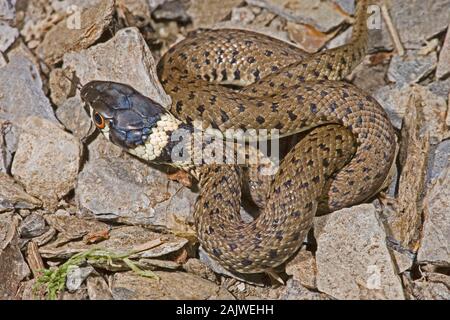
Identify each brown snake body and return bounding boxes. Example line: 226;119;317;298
82;0;397;274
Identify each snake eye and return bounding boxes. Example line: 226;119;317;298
93;112;106;129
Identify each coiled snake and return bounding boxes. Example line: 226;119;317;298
81;0;396;275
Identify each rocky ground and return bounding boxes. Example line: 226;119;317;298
0;0;449;300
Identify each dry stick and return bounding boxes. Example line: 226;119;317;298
381;2;405;56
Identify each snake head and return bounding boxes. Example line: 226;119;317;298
80;81;168;149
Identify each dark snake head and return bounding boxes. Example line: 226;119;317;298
80;81;168;149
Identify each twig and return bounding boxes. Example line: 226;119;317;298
381;2;405;56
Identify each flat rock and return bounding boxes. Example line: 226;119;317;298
66;265;95;292
77;156;197;228
285;248;317;289
246;0;348;33
111;271;234;299
63;27;171;108
55;96;94;140
36;0;115;65
278;279;331;300
412;273;450;300
0;213;30;299
314;204;405;300
86;273;113;300
387;51;437;85
426;140;450;186
45;215;110;242
437;28;450;79
0;21;18;52
11;117;81;210
0;173;41;212
187;0;243;28
0;120;18;173
417;167;450;267
0;51;56;123
0;0;16;21
19;213;48;238
153;0;190;22
428;78;450;99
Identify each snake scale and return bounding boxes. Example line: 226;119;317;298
81;0;396;275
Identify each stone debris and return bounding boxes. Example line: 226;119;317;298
19;213;48;239
315;204;405;300
11;117;81;210
0;173;41;212
387;50;437;85
436;28;450;79
66;265;95;292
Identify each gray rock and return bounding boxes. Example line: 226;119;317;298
426;140;450;186
428;78;450;99
246;0;348;33
413;274;450;300
315;204;405;300
153;0;190;22
63;27;171;108
0;120;19;173
11;117;81;210
19;213;48;238
77;156;197;227
387;51;437;85
0;173;41;212
86;273;113;300
417;168;450;267
183;258;217;282
334;0;354;14
279;279;331;300
437;28;450;79
66;265;95;292
0;0;16;21
0;52;57;123
50;0;104;12
0;21;18;52
55;95;94;140
0;213;31;299
111;271;235;300
37;0;115;65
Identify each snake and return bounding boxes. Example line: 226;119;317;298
80;0;397;275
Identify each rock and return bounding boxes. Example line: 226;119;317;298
11;117;81;210
0;120;19;173
0;21;18;52
437;28;450;79
0;173;41;212
36;0;115;65
374;85;447;143
48;68;74;107
0;51;57;123
0;213;31;299
392;250;414;274
0;0;16;21
62;287;89;300
387;51;437;85
45;215;110;243
426;140;450;185
77;156;197;228
417;167;450;267
285;248;317;289
187;0;242;28
183;258;217;282
111;271;234;299
279;279;331;300
314;204;405;300
63;27;171;108
137;258;181;270
86;273;113;300
50;0;104;12
153;0;190;22
428;78;450;99
412;273;450;300
55;96;94;140
66;265;95;292
19;213;48;238
334;0;354;14
286;22;338;53
246;0;348;33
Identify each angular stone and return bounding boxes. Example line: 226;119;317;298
412;273;450;300
0;120;19;173
315;204;405;300
0;213;31;299
437;28;450;79
279;279;331;300
86;273;113;300
19;213;48;238
387;51;437;85
0;21;18;52
285;248;317;289
417;167;450;267
11;117;81;210
426;140;450;186
183;258;217;282
0;0;16;21
63;27;171;108
0;52;57;123
246;0;348;33
77;156;197;228
45;215;110;243
187;0;242;28
153;0;190;22
111;271;234;299
0;173;41;212
66;265;95;292
55;96;94;140
36;0;115;65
